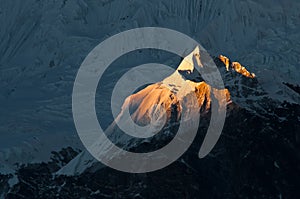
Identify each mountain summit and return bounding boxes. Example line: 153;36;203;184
104;46;234;144
57;46;255;175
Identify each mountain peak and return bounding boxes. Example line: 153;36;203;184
57;47;258;176
177;46;202;71
218;55;256;78
109;47;233;139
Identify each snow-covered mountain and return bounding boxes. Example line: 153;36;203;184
56;47;230;175
56;45;298;176
1;0;299;173
0;0;300;198
3;46;298;198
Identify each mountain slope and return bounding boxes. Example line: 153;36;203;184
57;47;251;175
